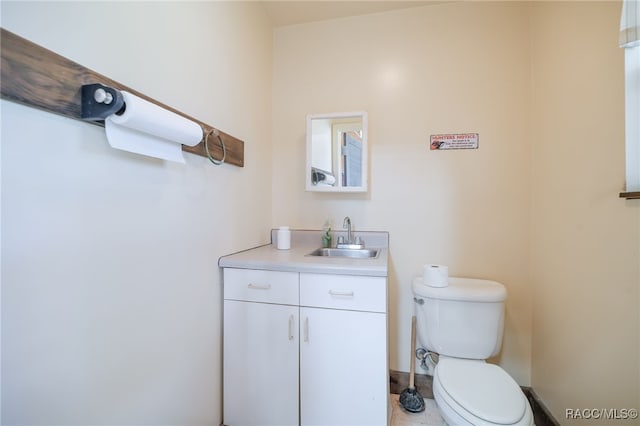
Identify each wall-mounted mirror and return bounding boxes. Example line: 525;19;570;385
306;111;368;193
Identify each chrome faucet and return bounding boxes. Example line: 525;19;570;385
343;216;353;244
336;216;364;249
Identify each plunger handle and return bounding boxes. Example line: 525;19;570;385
409;315;417;390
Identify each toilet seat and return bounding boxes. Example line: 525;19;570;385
434;358;532;425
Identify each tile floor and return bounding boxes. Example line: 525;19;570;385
390;394;445;426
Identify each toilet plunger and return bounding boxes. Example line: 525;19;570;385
399;316;425;413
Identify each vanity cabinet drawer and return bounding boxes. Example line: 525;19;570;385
300;273;386;313
224;268;298;305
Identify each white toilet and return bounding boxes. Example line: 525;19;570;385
412;276;534;426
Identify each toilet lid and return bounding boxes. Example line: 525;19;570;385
436;358;526;425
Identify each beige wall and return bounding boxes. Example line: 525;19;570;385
530;2;640;423
1;2;272;424
272;1;533;385
273;2;640;418
2;1;638;424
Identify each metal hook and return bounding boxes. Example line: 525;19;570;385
204;128;226;165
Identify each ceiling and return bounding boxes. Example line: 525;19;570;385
261;1;437;27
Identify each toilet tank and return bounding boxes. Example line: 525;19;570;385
413;277;506;359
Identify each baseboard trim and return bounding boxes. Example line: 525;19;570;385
522;387;561;426
390;370;559;426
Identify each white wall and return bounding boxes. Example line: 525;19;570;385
1;2;272;424
272;2;533;385
530;2;640;422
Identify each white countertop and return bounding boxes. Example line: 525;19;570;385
218;230;389;277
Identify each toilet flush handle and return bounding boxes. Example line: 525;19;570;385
414;297;424;305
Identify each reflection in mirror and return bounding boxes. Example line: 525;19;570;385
306;111;368;192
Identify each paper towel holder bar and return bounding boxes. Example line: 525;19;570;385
82;83;226;165
81;83;126;121
0;28;244;167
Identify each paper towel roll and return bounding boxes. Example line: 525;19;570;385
423;264;449;287
105;91;203;163
320;173;336;185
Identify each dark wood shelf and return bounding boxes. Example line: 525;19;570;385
0;28;244;167
620;191;640;200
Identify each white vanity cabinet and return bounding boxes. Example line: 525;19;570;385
223;268;300;426
223;269;388;426
299;273;388;426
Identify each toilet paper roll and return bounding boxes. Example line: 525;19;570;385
105;91;203;163
423;264;449;287
277;226;291;250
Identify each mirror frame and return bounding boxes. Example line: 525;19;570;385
305;111;368;193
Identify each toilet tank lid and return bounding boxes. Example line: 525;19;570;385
412;277;506;302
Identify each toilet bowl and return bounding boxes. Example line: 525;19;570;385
412;276;534;426
433;358;533;426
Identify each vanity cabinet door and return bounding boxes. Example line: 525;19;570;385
224;300;299;426
299;306;387;426
223;267;300;426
